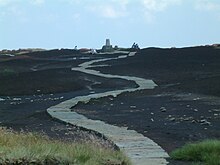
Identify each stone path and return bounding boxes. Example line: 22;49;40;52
47;51;169;165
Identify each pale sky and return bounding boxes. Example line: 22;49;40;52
0;0;220;50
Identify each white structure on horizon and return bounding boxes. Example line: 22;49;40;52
91;49;97;54
102;39;114;52
106;39;110;46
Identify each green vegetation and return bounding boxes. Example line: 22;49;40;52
0;127;130;165
170;139;220;165
0;69;17;76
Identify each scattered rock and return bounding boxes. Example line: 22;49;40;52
191;120;196;123
184;117;193;121
200;119;211;126
200;119;206;123
169;118;176;122
160;107;166;112
0;98;6;101
12;98;21;101
194;109;198;112
193;97;200;101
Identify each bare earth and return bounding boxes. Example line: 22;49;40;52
0;46;220;165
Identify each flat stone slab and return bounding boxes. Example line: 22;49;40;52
48;109;169;165
47;52;169;165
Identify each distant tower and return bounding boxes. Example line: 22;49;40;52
102;39;114;52
106;39;110;46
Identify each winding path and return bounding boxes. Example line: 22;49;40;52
47;51;169;165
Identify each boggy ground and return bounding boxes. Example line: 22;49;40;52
0;47;220;164
74;46;220;164
0;49;134;150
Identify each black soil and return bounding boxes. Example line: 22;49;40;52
1;47;220;165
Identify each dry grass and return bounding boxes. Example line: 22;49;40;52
0;127;130;165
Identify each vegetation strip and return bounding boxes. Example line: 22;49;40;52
0;127;130;165
171;139;220;165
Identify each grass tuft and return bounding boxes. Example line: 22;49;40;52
170;139;220;165
0;69;17;76
0;127;130;165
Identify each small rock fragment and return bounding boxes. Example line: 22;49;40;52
194;109;198;112
191;120;196;123
184;117;193;121
160;107;167;112
169;118;176;122
200;119;211;126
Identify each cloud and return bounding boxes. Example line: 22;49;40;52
0;0;9;6
142;0;182;12
0;5;28;23
0;0;20;7
140;0;182;22
89;5;128;19
195;0;220;12
59;0;181;20
71;13;81;22
87;1;129;19
57;0;129;19
30;0;45;6
62;0;81;4
0;0;45;7
102;6;124;18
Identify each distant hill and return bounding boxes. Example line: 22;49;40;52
0;48;46;55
